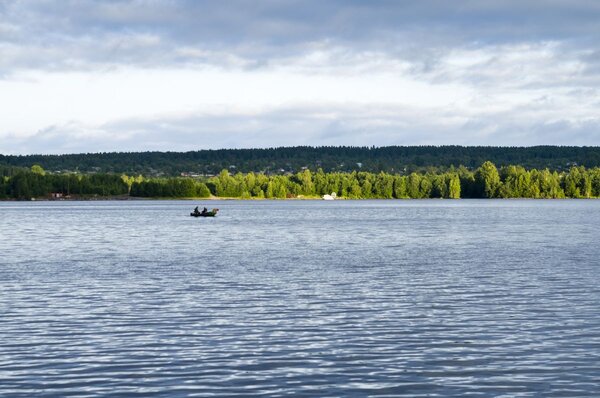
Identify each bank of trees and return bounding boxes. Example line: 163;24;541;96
130;178;211;198
2;162;600;200
183;169;462;199
2;146;600;175
0;167;131;199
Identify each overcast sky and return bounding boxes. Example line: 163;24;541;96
1;0;599;154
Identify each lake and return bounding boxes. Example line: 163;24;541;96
1;200;599;397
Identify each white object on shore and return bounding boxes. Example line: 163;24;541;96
322;192;337;200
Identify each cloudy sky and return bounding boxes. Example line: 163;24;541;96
1;0;599;154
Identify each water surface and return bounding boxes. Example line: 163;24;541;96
1;200;599;397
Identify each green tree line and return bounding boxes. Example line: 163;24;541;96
2;146;599;175
2;161;600;200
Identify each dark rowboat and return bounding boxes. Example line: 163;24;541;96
190;208;219;217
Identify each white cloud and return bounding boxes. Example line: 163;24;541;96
0;52;477;139
1;1;600;152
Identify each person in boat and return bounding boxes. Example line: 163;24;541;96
201;207;208;215
194;206;199;214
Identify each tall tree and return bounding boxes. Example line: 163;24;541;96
474;161;501;198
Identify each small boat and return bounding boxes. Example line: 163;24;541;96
322;192;337;200
190;208;219;217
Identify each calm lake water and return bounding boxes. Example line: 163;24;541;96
1;200;600;397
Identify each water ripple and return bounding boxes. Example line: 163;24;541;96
1;200;600;397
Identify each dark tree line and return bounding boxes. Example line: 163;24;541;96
129;178;211;198
2;146;599;176
0;167;130;199
2;162;600;200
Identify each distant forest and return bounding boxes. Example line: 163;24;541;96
1;146;600;176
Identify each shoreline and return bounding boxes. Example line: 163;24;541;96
0;196;590;202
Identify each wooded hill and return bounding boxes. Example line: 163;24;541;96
1;146;599;176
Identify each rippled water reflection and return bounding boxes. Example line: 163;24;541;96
1;200;600;397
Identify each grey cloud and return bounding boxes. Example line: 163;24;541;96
2;0;600;73
2;1;600;152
